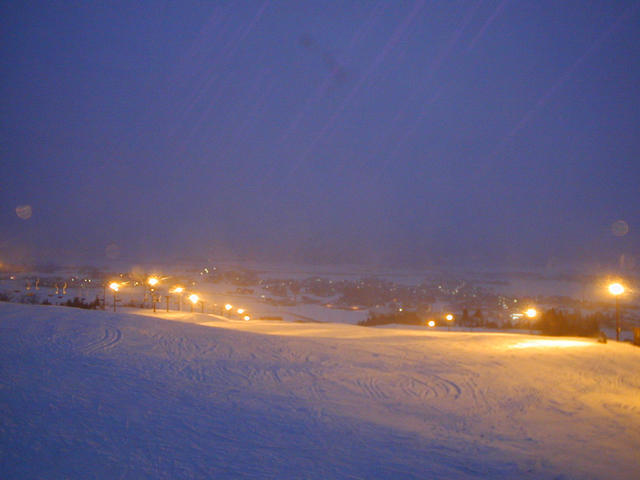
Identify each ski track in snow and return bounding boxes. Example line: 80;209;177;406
80;327;123;355
1;302;639;479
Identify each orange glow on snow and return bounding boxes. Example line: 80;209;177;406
508;339;593;349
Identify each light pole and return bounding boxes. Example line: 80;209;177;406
109;282;119;312
608;283;625;341
172;287;184;311
189;294;199;313
525;308;537;334
445;313;454;331
148;277;159;312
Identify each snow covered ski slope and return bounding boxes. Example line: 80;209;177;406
1;302;638;479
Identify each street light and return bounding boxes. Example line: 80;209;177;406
525;308;537;334
172;287;184;311
189;294;199;312
445;313;454;331
427;320;436;328
608;283;625;341
237;308;245;314
109;282;119;312
148;277;159;312
224;304;233;316
609;283;625;296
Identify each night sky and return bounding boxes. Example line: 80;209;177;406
2;1;639;268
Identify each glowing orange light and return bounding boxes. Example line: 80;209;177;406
172;286;184;294
237;308;245;314
427;320;436;327
189;294;199;304
243;315;250;321
445;314;454;321
525;308;537;318
608;283;624;296
225;304;233;311
109;282;119;292
148;277;159;287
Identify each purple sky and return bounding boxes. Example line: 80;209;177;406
1;1;639;269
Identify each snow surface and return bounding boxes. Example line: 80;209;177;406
1;302;639;479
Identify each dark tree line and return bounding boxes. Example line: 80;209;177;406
458;308;496;328
43;296;101;310
536;309;600;337
358;311;423;327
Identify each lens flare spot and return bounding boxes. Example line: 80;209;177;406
611;220;629;237
15;205;32;220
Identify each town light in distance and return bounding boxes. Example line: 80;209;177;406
189;294;199;304
427;320;436;328
237;308;245;314
148;277;159;287
172;286;184;294
525;308;538;318
445;314;454;321
243;315;251;321
225;304;233;311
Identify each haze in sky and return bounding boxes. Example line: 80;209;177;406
1;1;639;268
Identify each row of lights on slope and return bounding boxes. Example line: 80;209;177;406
108;277;251;320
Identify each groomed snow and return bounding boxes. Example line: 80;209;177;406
1;302;638;479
